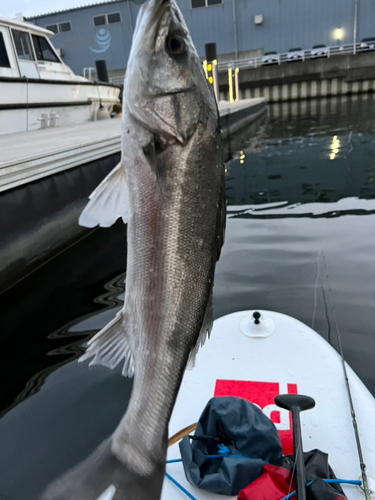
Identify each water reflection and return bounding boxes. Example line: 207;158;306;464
329;135;340;160
226;95;375;207
0;222;126;417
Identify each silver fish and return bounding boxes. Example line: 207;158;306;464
41;0;225;497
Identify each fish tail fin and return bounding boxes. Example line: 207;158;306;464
79;308;135;377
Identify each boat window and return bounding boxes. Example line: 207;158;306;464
12;29;35;61
32;35;60;62
0;33;11;68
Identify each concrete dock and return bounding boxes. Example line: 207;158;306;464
0;98;266;193
0;97;266;292
0;120;122;193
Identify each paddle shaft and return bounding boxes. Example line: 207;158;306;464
275;394;315;500
291;407;307;500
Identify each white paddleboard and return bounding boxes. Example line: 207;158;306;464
161;310;375;500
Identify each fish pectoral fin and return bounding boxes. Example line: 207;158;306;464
79;308;134;377
79;161;132;228
187;286;213;369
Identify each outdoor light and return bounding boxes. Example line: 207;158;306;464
335;28;342;40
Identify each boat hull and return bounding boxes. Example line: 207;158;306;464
0;79;120;134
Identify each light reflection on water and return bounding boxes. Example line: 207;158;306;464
1;95;375;498
329;135;340;160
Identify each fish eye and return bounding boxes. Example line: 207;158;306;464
166;35;186;57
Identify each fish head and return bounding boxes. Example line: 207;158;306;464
125;0;216;143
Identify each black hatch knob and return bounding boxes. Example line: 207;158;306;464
253;311;261;324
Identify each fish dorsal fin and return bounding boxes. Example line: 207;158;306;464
187;286;213;369
79;308;135;377
79;162;132;228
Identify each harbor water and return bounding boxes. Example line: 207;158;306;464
1;94;375;499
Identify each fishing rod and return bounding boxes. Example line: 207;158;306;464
321;251;372;500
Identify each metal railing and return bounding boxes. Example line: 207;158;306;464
217;42;373;72
83;67;96;80
109;75;125;86
82;68;124;86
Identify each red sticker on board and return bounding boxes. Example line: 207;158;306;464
214;380;297;455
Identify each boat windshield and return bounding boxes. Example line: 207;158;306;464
0;33;10;68
12;29;35;61
31;35;59;63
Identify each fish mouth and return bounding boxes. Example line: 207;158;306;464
143;87;194;98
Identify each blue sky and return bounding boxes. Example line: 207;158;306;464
0;0;109;18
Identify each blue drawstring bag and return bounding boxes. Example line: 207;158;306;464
179;396;283;496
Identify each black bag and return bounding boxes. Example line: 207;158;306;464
179;396;283;496
283;449;347;500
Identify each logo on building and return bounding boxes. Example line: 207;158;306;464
89;29;111;53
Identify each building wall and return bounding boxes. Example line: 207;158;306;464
28;0;137;75
27;0;375;76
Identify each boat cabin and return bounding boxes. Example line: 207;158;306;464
0;15;82;81
0;15;120;135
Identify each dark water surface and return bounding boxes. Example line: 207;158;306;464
1;95;375;499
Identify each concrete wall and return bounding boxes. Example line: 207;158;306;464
218;50;375;102
223;78;375;103
27;0;375;76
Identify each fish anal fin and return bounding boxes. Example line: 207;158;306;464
79;162;132;228
187;286;213;369
79;308;134;378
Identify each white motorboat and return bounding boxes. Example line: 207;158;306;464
0;15;121;135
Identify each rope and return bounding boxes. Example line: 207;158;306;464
322;251;372;500
166;462;361;500
167;455;269;462
280;478;362;500
165;471;198;500
166;443;361;500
